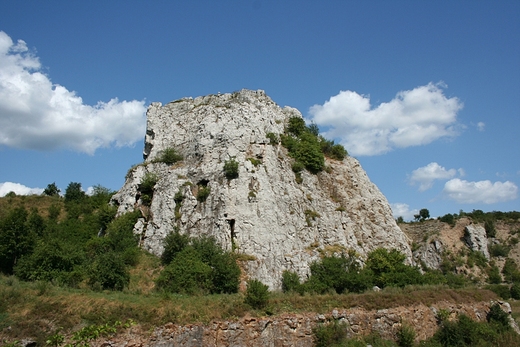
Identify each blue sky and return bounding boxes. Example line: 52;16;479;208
0;1;518;220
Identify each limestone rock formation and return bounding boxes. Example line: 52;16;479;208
464;224;490;259
112;89;412;289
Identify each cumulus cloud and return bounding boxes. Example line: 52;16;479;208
442;178;518;204
0;182;43;197
390;203;418;221
0;31;147;154
308;83;463;156
477;122;485;131
409;162;458;191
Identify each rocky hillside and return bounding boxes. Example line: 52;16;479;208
112;89;411;289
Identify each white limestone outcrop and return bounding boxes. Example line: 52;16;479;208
112;89;412;289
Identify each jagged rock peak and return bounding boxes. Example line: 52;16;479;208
112;89;412;289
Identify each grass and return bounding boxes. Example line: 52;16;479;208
0;195;64;220
0;269;502;346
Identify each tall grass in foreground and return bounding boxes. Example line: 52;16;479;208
0;274;501;346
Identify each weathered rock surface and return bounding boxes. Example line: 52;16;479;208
88;301;499;347
112;89;412;289
464;224;489;259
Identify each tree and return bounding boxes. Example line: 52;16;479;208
43;182;61;197
64;182;86;203
0;207;34;274
419;208;430;221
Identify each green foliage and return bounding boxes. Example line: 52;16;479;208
419;208;430;220
466;250;488;268
161;229;190;265
244;279;269;309
14;239;84;286
433;314;499;347
196;186;211;202
139;172;158;206
439;213;455;227
510;283;520;299
89;185;115;209
223;158;239;179
43;182;61;197
313;320;348;347
487;265;502;284
484;219;496;238
396;324;416;347
486;284;511;299
365;248;423;288
319;136;348;161
266;132;279;145
502;258;520;283
156;247;212;295
488;243;510;257
486;303;511;331
87;252;130;291
281;270;302;293
154;147;183;165
287;116;307;136
247;157;262;167
158;233;240;294
64;182;86;203
0;207;34;274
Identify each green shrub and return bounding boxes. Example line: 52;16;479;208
439;213;455;226
161;229;190;265
156;247;212;295
312;320;348;347
510;283;520;299
484;219;496;238
487;265;502;284
159;233;240;294
489;243;510;257
486;284;511;299
139;172;158;205
266;132;279;145
154;147;183;165
281;270;301;293
196;186;211;202
287;116;307;136
244;279;269;309
87;252;130;291
224;159;239;179
247;157;262;167
396;324;416;347
502;258;520;283
486;303;510;331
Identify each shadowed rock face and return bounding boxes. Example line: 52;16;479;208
112;89;411;289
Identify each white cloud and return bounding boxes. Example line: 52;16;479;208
390;203;418;221
0;31;147;154
409;162;458;191
308;83;463;156
442;178;518;204
0;182;43;197
477;122;485;131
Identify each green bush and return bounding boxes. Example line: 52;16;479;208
244;279;269;309
223;159;239;179
139;172;158;205
87;252;130;291
161;229;190;265
396;324;416;347
312;320;348;347
196;186;211;202
287;116;307;136
0;207;34;275
486;303;510;331
266;132;279;145
486;284;511;299
439;213;455;227
487;265;502;284
158;234;240;294
489;243;510;257
156;247;212;295
502;258;520;283
484;219;496;238
154;147;183;165
281;270;301;293
510;283;520;299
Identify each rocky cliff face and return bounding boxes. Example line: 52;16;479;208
112;89;411;289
